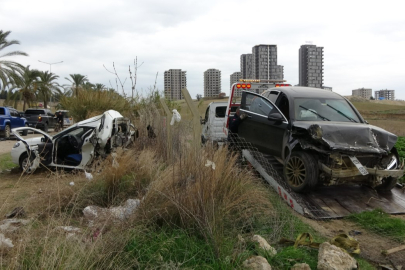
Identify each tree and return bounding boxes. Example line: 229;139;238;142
196;94;202;101
0;30;28;88
17;65;40;111
65;74;88;96
38;71;61;109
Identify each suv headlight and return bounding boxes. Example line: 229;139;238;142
13;142;20;148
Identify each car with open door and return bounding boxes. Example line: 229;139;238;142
11;110;136;174
237;87;404;193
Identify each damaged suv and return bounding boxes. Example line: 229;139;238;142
238;87;404;192
11;110;136;173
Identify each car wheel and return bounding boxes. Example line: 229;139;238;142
22;124;29;136
284;151;319;193
4;125;11;139
19;152;36;174
375;177;398;191
43;123;49;133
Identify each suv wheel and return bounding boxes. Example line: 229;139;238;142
4;125;11;139
284;151;319;193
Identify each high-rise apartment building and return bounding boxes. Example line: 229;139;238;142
252;44;283;80
164;69;187;100
230;71;242;96
240;54;253;79
375;89;395;100
204;69;221;97
299;44;324;88
352;88;372;99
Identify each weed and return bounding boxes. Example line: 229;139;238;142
0;153;16;171
347;209;405;242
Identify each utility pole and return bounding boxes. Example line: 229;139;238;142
38;60;63;73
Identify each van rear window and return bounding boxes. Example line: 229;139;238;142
215;106;226;118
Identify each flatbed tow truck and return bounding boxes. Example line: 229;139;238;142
223;80;405;219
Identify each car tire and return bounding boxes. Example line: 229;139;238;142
284;151;319;193
19;152;36;174
4;125;11;139
22;124;28;136
375;177;397;191
43;123;48;133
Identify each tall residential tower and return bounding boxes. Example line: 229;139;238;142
299;44;324;88
164;69;187;100
204;69;221;97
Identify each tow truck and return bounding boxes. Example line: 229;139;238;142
223;79;405;219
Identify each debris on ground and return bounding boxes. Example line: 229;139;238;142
0;219;30;233
0;233;14;250
5;207;26;218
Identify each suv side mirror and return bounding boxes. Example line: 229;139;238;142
268;112;284;122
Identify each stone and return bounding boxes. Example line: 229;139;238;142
242;256;271;270
252;235;277;256
5;207;26;218
0;233;14;250
318;242;357;270
291;263;311;270
0;219;30;233
83;199;141;226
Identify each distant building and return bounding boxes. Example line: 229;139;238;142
323;86;333;91
252;44;283;80
352;88;372;99
204;69;221;97
164;69;187;100
230;72;242;96
375;89;395;100
240;54;253;79
299;44;324;88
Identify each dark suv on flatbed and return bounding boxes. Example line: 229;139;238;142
238;87;404;192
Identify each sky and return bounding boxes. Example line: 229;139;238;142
1;0;405;100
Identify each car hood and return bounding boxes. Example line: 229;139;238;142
292;121;398;154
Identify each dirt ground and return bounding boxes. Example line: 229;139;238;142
296;213;405;268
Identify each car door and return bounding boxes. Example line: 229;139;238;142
239;91;288;157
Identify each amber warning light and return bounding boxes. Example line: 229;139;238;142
236;83;251;89
275;84;291;87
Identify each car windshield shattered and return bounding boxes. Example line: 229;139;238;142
294;98;360;123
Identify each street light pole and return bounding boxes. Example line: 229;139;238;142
38;60;63;73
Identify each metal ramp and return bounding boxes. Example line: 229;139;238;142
242;149;405;219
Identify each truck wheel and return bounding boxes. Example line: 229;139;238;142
375;177;397;191
4;125;11;139
19;152;36;174
22;124;28;136
284;151;319;193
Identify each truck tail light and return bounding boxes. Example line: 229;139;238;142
38;116;42;122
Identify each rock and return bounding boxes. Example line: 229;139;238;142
0;233;14;250
252;235;277;256
5;207;26;218
83;199;141;226
242;256;272;270
292;263;311;270
56;226;82;239
0;219;30;233
318;242;357;270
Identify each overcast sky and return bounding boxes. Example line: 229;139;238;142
1;0;404;100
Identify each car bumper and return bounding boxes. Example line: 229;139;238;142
320;163;405;178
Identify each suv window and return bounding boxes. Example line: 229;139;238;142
242;92;274;116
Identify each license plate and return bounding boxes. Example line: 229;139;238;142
349;156;369;175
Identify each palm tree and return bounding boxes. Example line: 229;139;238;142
0;30;28;87
18;65;40;111
38;71;61;109
65;74;88;96
94;83;106;91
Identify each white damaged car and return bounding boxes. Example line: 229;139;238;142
11;110;136;173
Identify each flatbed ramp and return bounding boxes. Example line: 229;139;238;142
242;149;405;219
